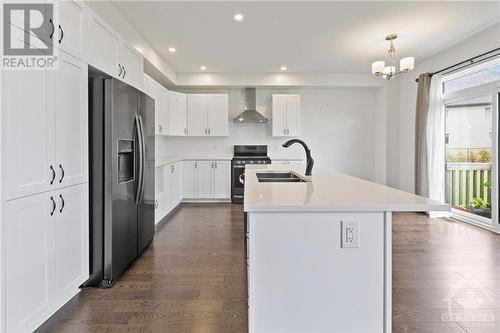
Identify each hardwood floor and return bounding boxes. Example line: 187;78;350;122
37;204;500;333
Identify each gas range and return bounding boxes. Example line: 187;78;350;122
231;145;271;203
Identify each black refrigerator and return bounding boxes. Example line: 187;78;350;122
84;67;155;288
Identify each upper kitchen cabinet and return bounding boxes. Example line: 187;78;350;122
3;53;88;201
272;94;300;137
187;94;229;136
85;7;143;89
55;0;86;60
117;41;144;89
149;79;169;135
168;91;187;136
86;12;119;76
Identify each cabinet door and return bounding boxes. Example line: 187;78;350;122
207;94;229;136
168;92;187;136
196;161;213;198
5;192;54;332
150;80;168;135
155;166;165;223
272;95;287;137
174;161;183;201
87;14;119;76
183;161;197;198
213;161;231;198
143;74;151;95
3;69;55;200
187;94;207;136
57;0;86;59
286;95;300;137
118;41;143;89
53;52;88;189
54;184;89;302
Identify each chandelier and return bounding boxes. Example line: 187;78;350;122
371;34;414;80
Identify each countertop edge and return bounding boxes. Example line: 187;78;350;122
244;203;451;213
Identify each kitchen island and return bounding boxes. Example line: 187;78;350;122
244;165;449;333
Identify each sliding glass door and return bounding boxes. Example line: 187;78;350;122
442;61;499;228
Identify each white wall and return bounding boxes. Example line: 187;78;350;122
159;88;384;182
392;23;500;192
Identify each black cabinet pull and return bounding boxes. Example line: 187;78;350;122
59;194;65;213
59;164;65;183
122;66;126;78
49;19;55;39
58;24;63;43
50;165;56;185
118;64;123;77
50;196;56;216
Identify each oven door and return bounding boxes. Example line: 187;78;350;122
233;164;246;189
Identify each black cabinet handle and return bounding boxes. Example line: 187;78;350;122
122;66;126;78
59;194;65;213
50;165;56;185
58;24;63;43
59;164;65;183
49;19;55;39
50;196;56;216
118;64;123;77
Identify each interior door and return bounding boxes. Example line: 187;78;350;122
54;52;88;189
272;95;287;136
187;94;207;136
3;68;54;200
54;184;89;302
286;95;301;137
207;94;228;136
5;192;54;332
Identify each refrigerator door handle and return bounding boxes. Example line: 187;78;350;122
138;115;146;203
135;114;144;205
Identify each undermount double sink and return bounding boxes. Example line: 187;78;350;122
256;172;309;183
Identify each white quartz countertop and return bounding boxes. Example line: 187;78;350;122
156;156;232;168
244;165;450;213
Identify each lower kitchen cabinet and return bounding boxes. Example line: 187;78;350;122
4;183;89;332
183;160;230;199
155;162;182;223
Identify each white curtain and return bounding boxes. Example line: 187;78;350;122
426;74;451;217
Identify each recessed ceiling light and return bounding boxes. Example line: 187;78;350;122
168;47;176;53
200;66;207;71
280;66;287;71
234;13;244;22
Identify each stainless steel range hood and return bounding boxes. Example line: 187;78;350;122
233;88;269;123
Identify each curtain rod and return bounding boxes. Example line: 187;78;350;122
414;47;500;83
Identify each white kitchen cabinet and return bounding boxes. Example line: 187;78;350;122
53;52;88;189
54;184;89;304
3;53;87;200
86;13;119;76
3;69;54;200
183;161;197;198
207;94;229;136
196;161;213;198
187;95;207;136
154;166;166;223
272;94;300;137
168;91;187;136
149;79;169;135
212;161;231;198
183;160;231;199
117;41;144;89
56;0;86;60
5;192;54;333
4;184;89;333
187;94;228;136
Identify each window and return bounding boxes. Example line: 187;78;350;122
443;64;500;94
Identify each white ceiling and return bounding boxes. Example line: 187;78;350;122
111;1;500;74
